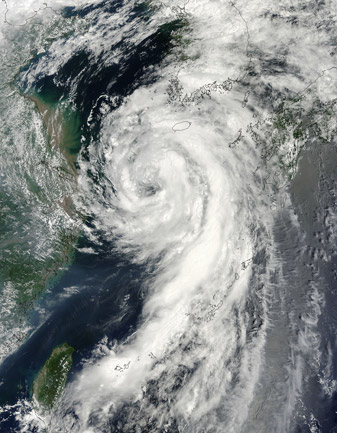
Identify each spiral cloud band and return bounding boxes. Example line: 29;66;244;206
1;0;337;432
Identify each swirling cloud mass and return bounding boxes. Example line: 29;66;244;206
1;0;337;432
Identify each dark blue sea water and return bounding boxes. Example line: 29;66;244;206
2;0;337;432
0;233;151;429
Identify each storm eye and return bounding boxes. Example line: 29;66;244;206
139;182;161;197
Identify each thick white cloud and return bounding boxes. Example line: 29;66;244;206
2;0;336;431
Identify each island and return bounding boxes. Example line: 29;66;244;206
32;343;74;411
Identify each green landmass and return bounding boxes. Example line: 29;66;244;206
32;343;74;411
0;6;192;329
0;78;81;316
0;1;88;354
0;209;78;313
28;92;83;166
248;92;337;179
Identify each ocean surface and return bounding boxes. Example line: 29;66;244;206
1;0;337;432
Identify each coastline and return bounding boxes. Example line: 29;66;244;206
27;93;81;169
14;91;83;311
